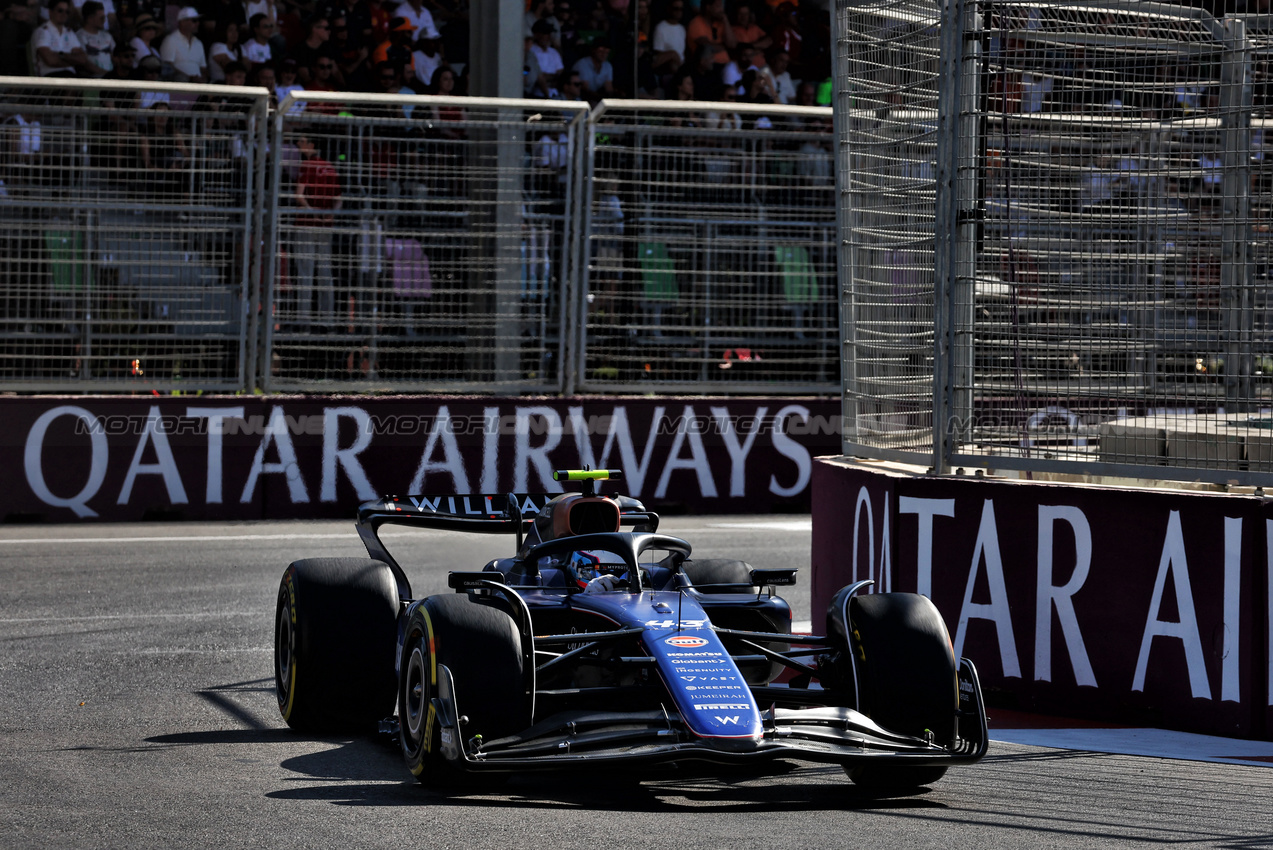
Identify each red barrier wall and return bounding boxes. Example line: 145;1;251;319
812;456;1269;740
0;397;838;522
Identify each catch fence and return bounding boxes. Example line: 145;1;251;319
836;0;1273;485
0;81;838;395
0;77;268;391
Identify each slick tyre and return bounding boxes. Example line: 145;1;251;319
683;558;753;591
841;592;957;791
399;593;528;783
275;558;399;733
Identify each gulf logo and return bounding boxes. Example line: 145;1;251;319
665;635;709;649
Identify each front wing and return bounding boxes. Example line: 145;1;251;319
428;658;989;772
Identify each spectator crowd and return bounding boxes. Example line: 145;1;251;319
0;0;834;108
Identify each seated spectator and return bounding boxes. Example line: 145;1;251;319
103;41;135;78
290;14;332;84
221;58;245;85
411;30;442;86
138;102;189;198
371;15;415;78
769;2;801;68
248;62;276;108
76;0;114;76
207;18;241;82
721;43;754;94
731;3;769;67
34;0;89;76
135;54;170;108
394;0;438;42
553;67;584;102
329;12;369;90
528;17;563;96
555;0;579;65
161;6;208;82
686;0;733;66
70;0;115;35
129;13;162;65
524;0;558;45
0;0;35;77
197;0;245;31
276;56;304;112
667;69;701;127
306;55;340;101
651;0;685;76
426;64;464;137
241;12;275;71
685;42;723;102
573;37;615;104
766;48;796;104
794;79;816;107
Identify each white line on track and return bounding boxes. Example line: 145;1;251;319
0;531;450;545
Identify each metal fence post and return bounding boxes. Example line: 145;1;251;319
1222;17;1254;412
260;104;285;393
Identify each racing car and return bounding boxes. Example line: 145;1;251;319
273;469;987;790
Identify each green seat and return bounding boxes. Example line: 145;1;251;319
775;244;817;304
44;230;84;292
775;244;818;338
639;241;678;302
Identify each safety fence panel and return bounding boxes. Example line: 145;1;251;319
578;101;839;393
264;92;588;393
836;1;1273;485
0;77;267;391
834;0;942;457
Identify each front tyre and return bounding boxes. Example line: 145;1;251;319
400;593;528;782
274;558;399;733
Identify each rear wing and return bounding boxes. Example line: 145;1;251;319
355;493;659;599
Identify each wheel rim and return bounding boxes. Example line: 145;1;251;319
404;641;428;742
275;601;294;699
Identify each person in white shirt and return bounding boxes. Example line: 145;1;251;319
207;19;241;83
241;12;274;70
767;49;796;105
129;12;161;63
33;0;88;76
394;0;437;40
651;1;686;75
411;31;442;87
160;6;207;82
75;0;113;75
527;17;562;96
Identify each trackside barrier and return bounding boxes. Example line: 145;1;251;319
811;456;1271;740
0;77;269;392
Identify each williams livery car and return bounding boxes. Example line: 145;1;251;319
273;469;987;790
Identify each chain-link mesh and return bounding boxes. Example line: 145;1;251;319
836;1;942;453
0;77;265;390
264;92;588;392
579;101;839;392
837;1;1273;483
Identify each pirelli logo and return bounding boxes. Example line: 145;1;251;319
692;703;752;710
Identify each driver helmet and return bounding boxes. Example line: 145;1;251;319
563;549;628;589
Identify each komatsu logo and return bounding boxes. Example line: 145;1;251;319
665;635;709;648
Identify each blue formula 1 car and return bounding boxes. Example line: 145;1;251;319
273;469;988;790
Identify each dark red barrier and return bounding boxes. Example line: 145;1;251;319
0;397;838;522
812;457;1268;740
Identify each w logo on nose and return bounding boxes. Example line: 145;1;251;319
715;715;740;725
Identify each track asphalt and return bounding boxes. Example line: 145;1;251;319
1;518;1269;847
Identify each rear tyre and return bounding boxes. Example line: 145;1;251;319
683;558;752;591
399;593;528;783
837;592;957;791
275;558;399;733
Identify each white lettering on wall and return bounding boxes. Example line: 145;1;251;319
768;404;811;498
23;405;108;518
1035;504;1096;687
480;406;500;493
1222;516;1241;703
186;406;244;504
320;407;376;503
852;485;874;587
513;406;563;493
1133;510;1210;699
655;405;718;499
409;405;470;494
953;499;1021;679
898;496;956;598
595;405;663;497
240;406;309;504
118;405;188;505
711;405;767;497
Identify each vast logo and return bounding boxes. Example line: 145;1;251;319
665;635;708;648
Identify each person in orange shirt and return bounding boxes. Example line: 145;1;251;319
731;2;770;68
685;0;733;66
371;15;415;76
